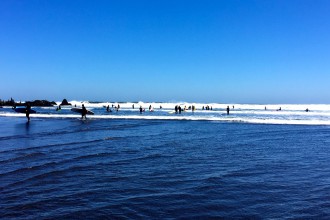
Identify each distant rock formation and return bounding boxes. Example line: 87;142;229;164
0;97;16;106
26;100;56;106
0;98;56;107
60;99;71;106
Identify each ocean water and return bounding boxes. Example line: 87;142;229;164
1;103;330;219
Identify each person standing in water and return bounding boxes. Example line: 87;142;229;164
139;106;143;114
26;103;31;122
226;106;230;115
82;104;87;119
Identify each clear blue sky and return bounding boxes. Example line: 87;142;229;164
1;0;330;103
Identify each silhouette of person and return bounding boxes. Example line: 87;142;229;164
82;104;87;119
139;106;143;114
26;103;31;122
306;108;309;112
226;106;230;115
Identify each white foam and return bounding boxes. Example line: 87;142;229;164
1;112;330;125
2;102;330;125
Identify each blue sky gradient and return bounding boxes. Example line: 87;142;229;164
1;0;330;103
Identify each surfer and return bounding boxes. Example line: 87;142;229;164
139;106;143;114
26;103;31;122
226;106;230;115
82;104;87;119
306;108;309;112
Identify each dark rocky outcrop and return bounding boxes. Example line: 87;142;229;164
0;98;56;107
60;99;71;106
26;100;55;106
0;98;16;106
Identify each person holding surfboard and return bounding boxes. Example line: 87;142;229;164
26;103;31;122
82;104;87;119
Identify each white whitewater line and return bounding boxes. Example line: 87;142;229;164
1;112;330;125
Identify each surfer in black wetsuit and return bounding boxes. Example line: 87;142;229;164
226;106;230;115
26;103;31;122
139;106;143;114
82;104;87;119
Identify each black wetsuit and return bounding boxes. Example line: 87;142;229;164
26;104;31;121
82;106;87;119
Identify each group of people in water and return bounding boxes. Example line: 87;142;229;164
15;103;312;122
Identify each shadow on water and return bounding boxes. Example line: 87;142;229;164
25;121;30;133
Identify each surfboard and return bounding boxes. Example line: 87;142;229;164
71;108;94;115
13;108;36;114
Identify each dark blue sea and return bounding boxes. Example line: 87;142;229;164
1;116;330;219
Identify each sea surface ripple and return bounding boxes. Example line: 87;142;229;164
0;117;330;219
